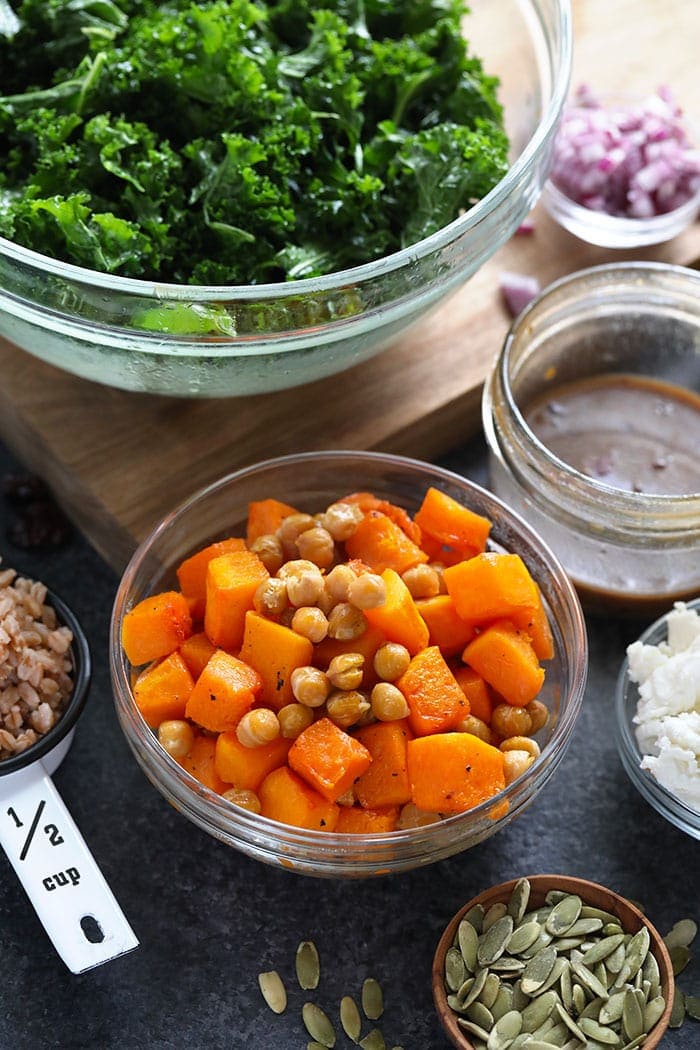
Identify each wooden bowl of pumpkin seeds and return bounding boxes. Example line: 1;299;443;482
432;874;673;1050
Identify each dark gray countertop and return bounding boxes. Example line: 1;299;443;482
0;437;697;1050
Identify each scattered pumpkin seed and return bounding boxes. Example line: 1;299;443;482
340;996;362;1043
546;896;582;937
643;995;666;1031
458;1017;492;1042
581;933;625;967
467;1000;496;1031
599;990;626;1025
362;978;384;1021
521;1041;562;1050
479;916;516;967
669;943;691;976
296;941;321;991
622;986;644;1041
663;918;697;949
490;957;526;975
521;990;558;1032
507;921;542;955
669;988;686;1028
605;942;626;974
508;879;532;924
554;1002;586;1043
685;995;700;1021
571;983;587;1016
445;946;467;992
308;1043;327;1050
462;968;489;1008
463;904;486;935
359;1029;385;1050
257;971;287;1015
302;1003;336;1048
545;890;569;906
480;972;502;1010
483;903;509;933
459;918;480;973
521;946;558;995
486;1009;523;1050
579;906;619;925
569;956;609;1000
619;1035;647;1050
491;985;515;1023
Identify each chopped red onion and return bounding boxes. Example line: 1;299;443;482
550;85;700;218
515;218;536;235
499;271;541;317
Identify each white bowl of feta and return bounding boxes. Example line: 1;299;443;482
615;597;700;838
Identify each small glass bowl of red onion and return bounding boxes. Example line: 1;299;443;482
541;85;700;248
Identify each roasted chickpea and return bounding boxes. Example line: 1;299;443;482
325;689;370;728
249;533;284;574
320;501;364;541
455;714;492;744
401;563;441;599
327;652;364;691
278;559;325;607
370;682;409;722
397;803;441;829
373;642;411;682
327;602;366;641
502;749;535;785
278;703;314;739
253;577;288;616
221;788;262;814
500;735;541;758
236;708;280;748
291;606;329;643
290;666;330;708
491;703;533;739
526;699;549;734
347;572;386;610
295;526;335;569
158;719;195;759
324;563;357;604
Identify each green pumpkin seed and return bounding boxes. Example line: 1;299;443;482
489;958;526;976
507;920;542;955
491;985;515;1023
458;1018;491;1042
464;904;486;935
457;976;476;1001
579;1017;623;1044
669;988;686;1028
685;995;700;1020
445;946;467;991
296;941;321;990
359;1030;385;1050
521;946;558;995
467;1000;495;1031
559;962;573;1013
484;902;509;932
643;994;666;1030
605;942;627;974
531;958;569;1000
521;990;559;1032
480;972;502;1010
541;1021;569;1047
479;916;516;967
669;943;691;976
486;1010;523;1050
663;918;697;949
258;971;287;1014
447;994;468;1015
554;1002;586;1042
599;990;626;1025
552;937;585;953
622;927;650;982
546;896;582;937
508;879;532;923
571;983;587;1016
521;930;554;959
579;996;606;1020
462;968;489;1009
308;1043;327;1050
512;983;530;1012
622;986;644;1041
642;950;660;997
581;933;625;967
545;891;570;906
619;1036;646;1050
302;1003;336;1048
520;1042;562;1050
459;918;480;972
362;978;384;1021
570;956;610;1000
579;906;620;925
340;996;362;1044
565;917;604;937
530;1016;556;1040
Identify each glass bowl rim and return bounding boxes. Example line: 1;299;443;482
492;260;700;509
0;0;572;302
541;176;700;234
110;448;588;849
614;595;700;834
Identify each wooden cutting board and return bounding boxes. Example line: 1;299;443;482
1;0;699;572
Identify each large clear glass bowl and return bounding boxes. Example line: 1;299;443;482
110;451;587;878
0;0;571;397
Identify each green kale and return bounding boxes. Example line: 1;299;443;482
0;0;509;284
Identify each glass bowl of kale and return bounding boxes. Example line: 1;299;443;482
0;0;572;397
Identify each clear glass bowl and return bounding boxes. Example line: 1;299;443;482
614;596;700;840
109;450;587;878
482;262;700;617
0;0;571;398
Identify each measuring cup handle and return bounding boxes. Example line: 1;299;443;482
0;762;138;973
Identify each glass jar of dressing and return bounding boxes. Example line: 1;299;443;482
482;262;700;616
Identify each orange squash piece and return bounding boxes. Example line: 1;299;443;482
463;620;545;707
407;733;505;814
396;645;468;737
204;549;269;652
336;805;399;834
246;498;299;544
510;586;555;661
133;651;195;728
214;731;291;791
178;733;230;794
313;622;387;689
179;631;217;680
185;649;262;732
341;492;423;545
416;595;476;657
453;666;493;725
176;537;247;619
418;535;466;567
288;718;372;803
121;590;192;666
239;611;314;710
345;511;428;575
353;720;412;809
444;552;540;625
363;570;429;655
415;486;491;556
259;766;339;831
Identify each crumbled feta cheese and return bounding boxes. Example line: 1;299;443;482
628;602;700;813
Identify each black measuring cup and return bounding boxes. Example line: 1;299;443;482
0;589;138;972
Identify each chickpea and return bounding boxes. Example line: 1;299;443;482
336;787;356;807
295;526;335;569
327;602;366;641
249;533;284;574
291;606;329;643
253;577;288;616
324;563;357;604
397;803;441;830
327;652;364;691
347;572;386;610
236;708;280;748
325;689;370;728
401;563;441;599
373;642;411;682
278;703;314;739
158;719;195;759
370;682;410;722
502;749;535;785
455;714;492;744
290;666;330;708
526;699;549;734
320;501;364;541
276;513;316;557
429;561;449;595
278;559;325;607
491;703;533;740
221;788;262;814
500;736;541;758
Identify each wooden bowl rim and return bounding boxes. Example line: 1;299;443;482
432;874;674;1050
